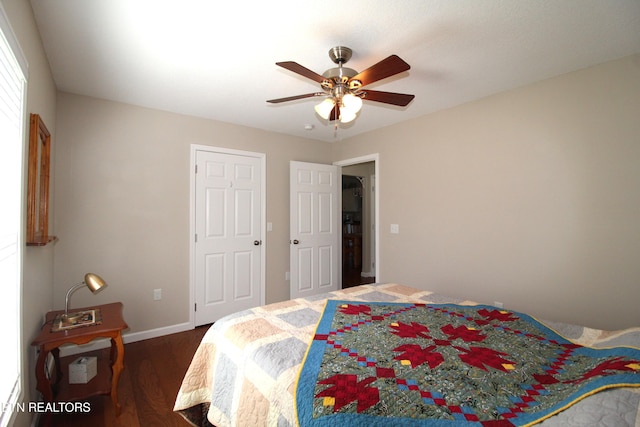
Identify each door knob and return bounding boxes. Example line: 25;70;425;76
292;239;299;245
254;240;262;245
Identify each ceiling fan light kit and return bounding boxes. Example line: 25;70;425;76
267;46;415;125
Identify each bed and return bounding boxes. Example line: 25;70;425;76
174;283;640;426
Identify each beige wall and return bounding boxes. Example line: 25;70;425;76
53;93;332;333
333;54;640;330
3;0;58;426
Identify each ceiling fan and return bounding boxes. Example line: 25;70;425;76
267;46;415;124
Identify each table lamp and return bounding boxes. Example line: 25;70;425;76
63;273;108;321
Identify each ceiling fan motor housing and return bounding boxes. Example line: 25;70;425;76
321;66;358;81
321;46;361;97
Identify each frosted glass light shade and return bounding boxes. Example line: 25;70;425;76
339;108;358;123
314;98;335;119
342;93;362;113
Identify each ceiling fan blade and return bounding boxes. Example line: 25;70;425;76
329;104;340;121
361;90;415;107
350;55;410;87
266;93;323;103
276;61;326;83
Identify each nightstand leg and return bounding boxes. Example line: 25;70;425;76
110;333;125;415
35;347;53;427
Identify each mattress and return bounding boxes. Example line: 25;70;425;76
174;283;640;426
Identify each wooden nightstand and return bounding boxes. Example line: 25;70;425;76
31;302;128;426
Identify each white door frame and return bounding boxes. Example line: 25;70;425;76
189;144;266;328
334;153;380;284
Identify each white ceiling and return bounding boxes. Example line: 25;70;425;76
30;0;640;142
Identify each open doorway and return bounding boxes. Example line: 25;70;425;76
340;162;376;288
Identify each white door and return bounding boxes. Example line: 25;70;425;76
194;149;263;325
290;161;339;299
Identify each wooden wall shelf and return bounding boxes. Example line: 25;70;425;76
26;236;58;246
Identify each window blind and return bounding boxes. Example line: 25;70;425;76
0;4;27;426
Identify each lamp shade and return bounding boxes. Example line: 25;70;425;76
84;273;107;293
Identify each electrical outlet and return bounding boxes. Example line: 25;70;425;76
494;301;504;308
153;288;162;301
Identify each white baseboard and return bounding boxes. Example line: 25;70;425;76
58;321;194;357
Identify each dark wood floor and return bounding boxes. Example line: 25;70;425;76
342;264;375;288
41;324;210;427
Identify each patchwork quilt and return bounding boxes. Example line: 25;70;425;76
174;284;640;427
296;300;640;426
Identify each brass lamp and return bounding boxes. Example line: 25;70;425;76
63;273;108;320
